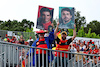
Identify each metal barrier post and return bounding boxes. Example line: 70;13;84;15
30;48;32;67
0;54;2;67
8;45;10;67
4;44;6;67
60;52;62;67
13;46;14;67
28;48;30;67
46;50;48;67
68;53;69;67
50;51;51;67
35;48;36;67
57;52;59;67
42;50;44;67
21;47;22;66
25;48;26;67
17;46;18;67
38;49;40;67
64;53;66;67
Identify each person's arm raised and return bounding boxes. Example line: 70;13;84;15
72;24;76;41
54;22;59;39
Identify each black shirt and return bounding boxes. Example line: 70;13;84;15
55;37;72;45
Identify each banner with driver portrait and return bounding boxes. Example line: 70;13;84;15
59;7;75;29
36;5;54;31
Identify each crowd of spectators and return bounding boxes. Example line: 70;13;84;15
1;34;100;66
69;40;100;65
3;34;34;46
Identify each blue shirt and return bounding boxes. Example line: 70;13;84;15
27;30;54;66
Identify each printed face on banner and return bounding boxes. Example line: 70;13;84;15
59;7;75;29
36;5;54;30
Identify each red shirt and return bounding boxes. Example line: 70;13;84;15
10;38;16;43
36;38;48;54
93;49;99;54
42;21;51;30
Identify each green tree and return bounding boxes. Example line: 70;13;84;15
85;28;100;38
68;29;73;36
85;20;100;34
75;11;86;32
77;26;85;37
0;19;34;32
53;20;57;29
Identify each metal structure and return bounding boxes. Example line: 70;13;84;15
0;41;100;67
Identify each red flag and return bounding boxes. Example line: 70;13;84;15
22;59;25;67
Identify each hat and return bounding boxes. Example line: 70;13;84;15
83;41;85;43
61;31;67;35
73;44;76;47
36;30;45;34
92;42;94;44
6;34;8;37
90;40;92;42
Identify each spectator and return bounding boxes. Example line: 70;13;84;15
53;22;76;67
77;40;81;46
75;46;87;64
10;36;16;43
19;35;24;44
26;29;54;67
84;44;90;51
27;36;34;46
80;43;86;51
27;36;34;43
3;34;10;42
71;43;77;52
93;45;99;54
35;34;38;40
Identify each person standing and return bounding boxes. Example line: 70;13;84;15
53;22;76;67
27;36;34;46
26;29;54;67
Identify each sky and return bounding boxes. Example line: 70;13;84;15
0;0;100;31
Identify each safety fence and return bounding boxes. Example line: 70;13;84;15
0;41;100;67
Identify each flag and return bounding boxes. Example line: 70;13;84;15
22;59;25;67
52;31;61;50
56;30;61;39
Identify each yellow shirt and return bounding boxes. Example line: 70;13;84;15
75;51;83;62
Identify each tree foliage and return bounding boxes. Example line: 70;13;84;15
0;19;34;31
85;28;100;38
75;11;86;32
77;26;85;37
85;20;100;34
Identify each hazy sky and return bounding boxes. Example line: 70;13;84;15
0;0;100;31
